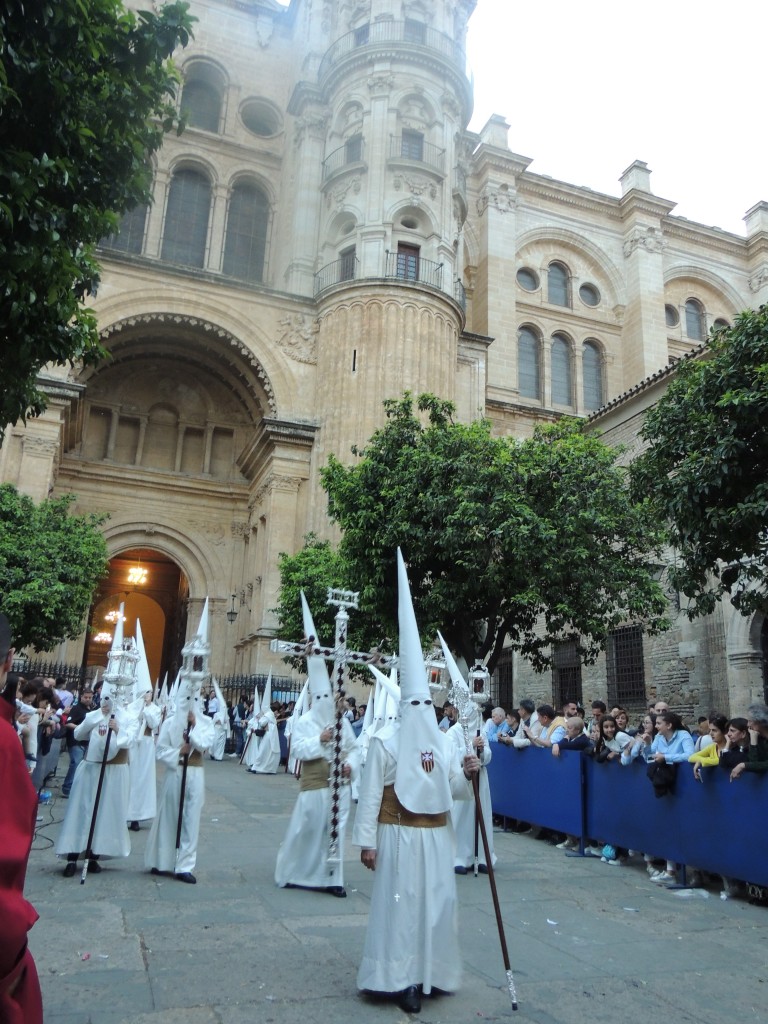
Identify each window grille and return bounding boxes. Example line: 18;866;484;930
102;204;147;254
180;79;221;133
553;641;583;708
685;298;705;341
493;648;514;709
547;261;570;306
401;129;424;161
606;625;646;704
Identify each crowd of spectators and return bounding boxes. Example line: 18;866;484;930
479;694;768;902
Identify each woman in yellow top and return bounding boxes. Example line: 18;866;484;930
688;714;728;780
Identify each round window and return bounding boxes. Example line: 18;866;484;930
516;267;539;291
579;283;600;307
241;99;282;138
665;304;680;328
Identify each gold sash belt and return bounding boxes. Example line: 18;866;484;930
300;757;329;791
179;750;204;767
88;748;129;765
378;784;447;828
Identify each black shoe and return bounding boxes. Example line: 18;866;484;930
454;865;467;875
129;820;140;832
88;860;102;873
63;862;77;878
398;986;421;1014
477;864;489;874
150;867;163;876
326;886;347;897
175;872;197;884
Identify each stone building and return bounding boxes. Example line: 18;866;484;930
2;0;767;704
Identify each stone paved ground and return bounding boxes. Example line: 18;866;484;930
26;753;768;1024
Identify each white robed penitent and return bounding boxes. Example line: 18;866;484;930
274;594;357;891
56;608;140;859
353;550;472;996
144;599;215;875
245;673;281;774
127;619;161;823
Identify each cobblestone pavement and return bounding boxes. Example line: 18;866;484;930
26;753;768;1024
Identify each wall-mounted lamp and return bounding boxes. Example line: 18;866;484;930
226;593;238;625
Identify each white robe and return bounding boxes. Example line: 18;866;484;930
447;721;496;869
274;714;357;889
353;729;471;995
56;707;139;859
210;707;229;761
127;703;162;822
245;709;280;773
144;712;215;874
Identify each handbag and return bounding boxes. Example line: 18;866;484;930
253;727;266;738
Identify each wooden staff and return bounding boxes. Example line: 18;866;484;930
473;727;480;877
471;769;518;1011
80;714;115;885
175;723;191;868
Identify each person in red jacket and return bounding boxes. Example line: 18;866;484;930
0;613;43;1024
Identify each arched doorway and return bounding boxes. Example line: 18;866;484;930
85;548;189;684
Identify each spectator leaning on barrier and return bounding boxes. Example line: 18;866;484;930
510;699;538;748
729;704;768;781
688;715;728;780
524;705;567;748
551;717;592;758
719;718;750;774
483;707;508;743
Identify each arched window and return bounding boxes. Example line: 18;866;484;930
518;325;541;399
551;333;573;406
161;168;211;268
102;203;148;254
583;340;604;411
222;181;270;283
180;78;222;133
547;261;570;306
685;298;705;341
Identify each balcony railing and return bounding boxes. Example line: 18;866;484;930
313;254;466;312
389;135;445;173
384;251;443;289
313;255;359;295
322;138;366;181
319;20;467;82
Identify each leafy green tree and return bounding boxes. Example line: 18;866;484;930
0;0;194;435
0;485;109;650
632;305;768;618
320;393;668;673
271;534;387;675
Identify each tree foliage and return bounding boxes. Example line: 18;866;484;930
0;0;194;435
631;305;768;618
0;485;109;651
317;393;667;673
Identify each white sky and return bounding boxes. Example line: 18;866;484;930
466;0;765;236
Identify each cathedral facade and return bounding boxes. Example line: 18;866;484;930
2;0;767;704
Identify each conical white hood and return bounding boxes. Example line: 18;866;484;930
259;671;273;714
134;619;153;698
394;549;452;814
300;591;333;725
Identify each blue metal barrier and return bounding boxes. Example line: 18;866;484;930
487;744;768;886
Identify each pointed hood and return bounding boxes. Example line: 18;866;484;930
134;619;153;699
300;591;334;726
259;671;273;714
394;549;452;814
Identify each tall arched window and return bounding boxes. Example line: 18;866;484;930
161;168;211;268
222;181;270;283
547;261;570;306
582;340;604;411
685;298;706;341
551;333;573;406
518;325;541;399
180;67;223;133
102;203;148;254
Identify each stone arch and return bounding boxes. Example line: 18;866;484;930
516;226;626;307
102;521;215;598
94;310;279;417
663;264;745;314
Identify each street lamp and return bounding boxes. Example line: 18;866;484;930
226;593;238;624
